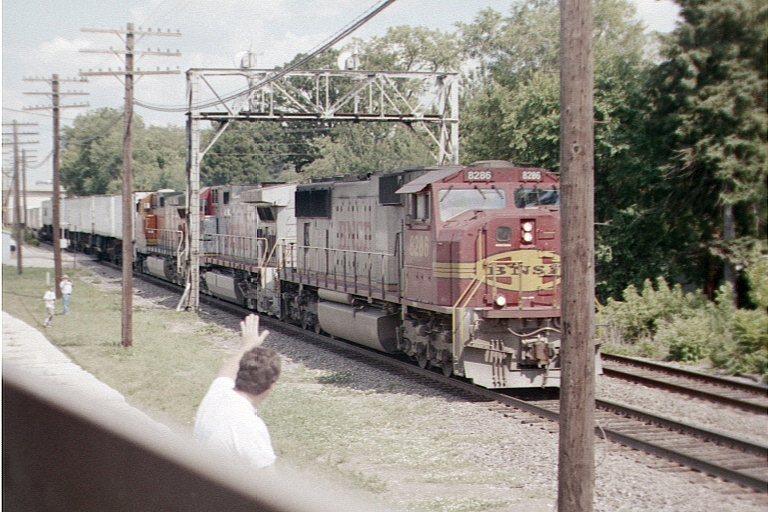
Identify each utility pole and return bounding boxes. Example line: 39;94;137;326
13;123;22;274
24;75;89;297
2;121;38;274
80;23;181;348
558;0;595;508
21;149;38;241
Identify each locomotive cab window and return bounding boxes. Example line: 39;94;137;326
257;206;276;221
438;187;506;221
409;191;431;222
514;188;560;208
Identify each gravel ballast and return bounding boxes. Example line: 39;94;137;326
71;254;768;512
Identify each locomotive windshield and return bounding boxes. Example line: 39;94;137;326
514;188;560;208
438;187;507;221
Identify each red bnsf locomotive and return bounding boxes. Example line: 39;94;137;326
279;160;562;388
41;160;563;389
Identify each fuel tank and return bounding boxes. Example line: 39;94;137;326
317;301;399;353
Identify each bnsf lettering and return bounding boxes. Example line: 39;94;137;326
466;170;493;181
521;170;542;181
490;263;560;276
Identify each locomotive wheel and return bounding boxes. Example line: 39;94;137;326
441;362;452;378
416;349;429;369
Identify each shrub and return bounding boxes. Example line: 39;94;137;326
657;312;715;362
599;277;709;356
710;305;768;382
601;270;768;382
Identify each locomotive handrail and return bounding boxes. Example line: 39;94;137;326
143;228;183;253
204;233;270;267
175;230;185;275
285;243;395;300
275;238;297;269
451;230;487;358
262;237;282;267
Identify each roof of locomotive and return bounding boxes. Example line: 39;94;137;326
395;167;460;194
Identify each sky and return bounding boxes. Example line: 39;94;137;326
2;0;681;184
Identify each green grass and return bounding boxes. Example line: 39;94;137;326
3;263;550;511
2;266;229;425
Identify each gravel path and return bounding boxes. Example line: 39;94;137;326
69;253;768;512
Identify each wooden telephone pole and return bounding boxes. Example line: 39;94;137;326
80;23;180;348
2;121;38;274
25;75;89;294
558;0;596;508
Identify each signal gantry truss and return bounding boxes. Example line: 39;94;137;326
182;68;459;311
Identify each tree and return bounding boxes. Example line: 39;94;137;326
648;0;768;302
458;0;668;299
301;124;434;179
358;25;462;73
60;108;186;195
199;122;325;185
133;125;186;191
60;108;124;195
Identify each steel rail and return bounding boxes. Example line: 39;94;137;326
92;257;768;495
602;353;768;414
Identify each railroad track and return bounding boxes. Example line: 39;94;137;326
106;262;768;495
259;313;768;494
602;353;768;414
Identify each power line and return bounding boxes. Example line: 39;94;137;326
2;106;81;122
134;0;398;114
61;113;125;146
27;150;52;170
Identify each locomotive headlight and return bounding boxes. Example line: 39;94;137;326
495;294;507;307
521;221;535;243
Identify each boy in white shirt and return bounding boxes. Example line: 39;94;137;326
43;286;56;327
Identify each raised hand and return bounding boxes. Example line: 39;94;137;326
240;314;269;351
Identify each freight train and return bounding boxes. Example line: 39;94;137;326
41;160;568;388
